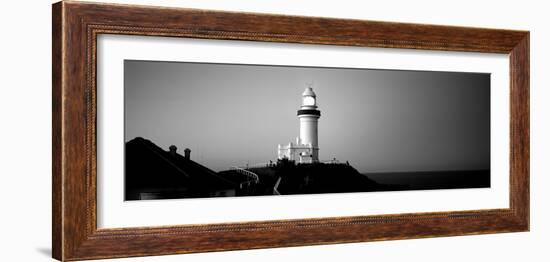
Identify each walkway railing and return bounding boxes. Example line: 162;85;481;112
239;162;276;169
321;159;341;164
230;166;260;183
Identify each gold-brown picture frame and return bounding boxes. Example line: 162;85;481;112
52;1;529;261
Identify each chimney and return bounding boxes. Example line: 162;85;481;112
169;145;177;156
184;148;191;160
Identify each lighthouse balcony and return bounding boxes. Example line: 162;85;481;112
297;109;321;116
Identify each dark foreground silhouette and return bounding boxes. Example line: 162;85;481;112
125;137;490;201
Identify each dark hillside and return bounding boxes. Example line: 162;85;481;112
247;162;406;195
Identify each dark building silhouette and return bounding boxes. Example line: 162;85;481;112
125;137;237;200
125;137;405;200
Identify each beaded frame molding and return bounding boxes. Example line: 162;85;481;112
52;1;529;261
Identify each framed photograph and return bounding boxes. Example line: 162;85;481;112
52;1;529;261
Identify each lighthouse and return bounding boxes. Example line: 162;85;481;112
278;85;321;163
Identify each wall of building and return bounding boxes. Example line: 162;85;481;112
0;0;547;261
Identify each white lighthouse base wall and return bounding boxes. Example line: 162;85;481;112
278;143;319;164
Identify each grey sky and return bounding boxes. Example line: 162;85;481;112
124;60;490;173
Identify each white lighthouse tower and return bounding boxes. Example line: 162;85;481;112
298;86;321;161
278;85;321;163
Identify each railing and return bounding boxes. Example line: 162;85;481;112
230;166;260;183
239;162;276;169
239;160;344;168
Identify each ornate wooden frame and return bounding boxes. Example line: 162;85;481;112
52;1;529;261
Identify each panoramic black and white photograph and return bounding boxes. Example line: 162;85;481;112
124;60;490;201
